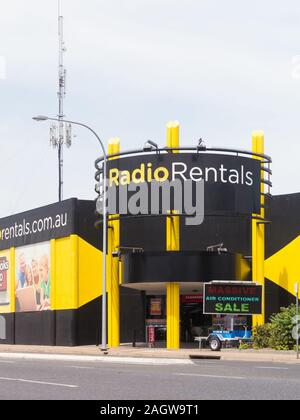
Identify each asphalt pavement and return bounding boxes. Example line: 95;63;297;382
0;356;299;400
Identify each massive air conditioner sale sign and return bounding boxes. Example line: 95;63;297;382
203;283;263;315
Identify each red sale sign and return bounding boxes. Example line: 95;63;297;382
181;294;203;303
0;257;9;292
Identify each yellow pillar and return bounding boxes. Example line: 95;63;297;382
70;235;79;311
167;283;180;349
107;138;121;348
166;121;180;251
166;121;180;349
252;131;265;326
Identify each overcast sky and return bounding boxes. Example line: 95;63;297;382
0;0;300;218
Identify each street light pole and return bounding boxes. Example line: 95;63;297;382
33;115;108;352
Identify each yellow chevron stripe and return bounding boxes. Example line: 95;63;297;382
265;236;300;297
51;235;103;310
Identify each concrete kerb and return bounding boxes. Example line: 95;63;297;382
0;345;299;364
0;353;194;366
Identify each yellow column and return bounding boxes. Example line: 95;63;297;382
166;121;180;251
252;131;265;326
70;235;79;311
167;283;180;349
166;121;180;349
107;138;121;348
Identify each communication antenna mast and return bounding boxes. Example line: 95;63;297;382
50;0;72;201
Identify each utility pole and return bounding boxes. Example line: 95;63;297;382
50;0;72;202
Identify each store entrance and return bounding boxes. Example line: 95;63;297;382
145;293;212;346
144;292;252;348
180;295;211;343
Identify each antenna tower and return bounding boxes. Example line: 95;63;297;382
50;0;72;201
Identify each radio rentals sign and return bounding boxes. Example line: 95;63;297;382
101;153;261;227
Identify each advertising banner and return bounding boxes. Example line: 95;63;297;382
203;282;262;315
150;298;162;316
0;199;76;251
15;242;51;312
106;153;261;217
0;251;10;305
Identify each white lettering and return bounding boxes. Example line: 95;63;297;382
172;162;187;181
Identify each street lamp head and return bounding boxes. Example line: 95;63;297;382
144;140;159;152
146;139;159;150
32;115;49;122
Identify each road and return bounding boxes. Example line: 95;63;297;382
0;356;299;400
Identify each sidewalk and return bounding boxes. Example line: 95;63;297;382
0;344;299;364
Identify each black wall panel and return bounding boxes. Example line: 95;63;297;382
266;193;300;258
77;297;102;346
121;217;166;251
120;287;145;343
76;200;102;250
181;216;251;256
55;310;77;346
121;215;251;256
15;311;55;345
122;251;243;284
56;297;103;346
265;279;297;321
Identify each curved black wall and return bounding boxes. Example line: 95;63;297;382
122;251;243;285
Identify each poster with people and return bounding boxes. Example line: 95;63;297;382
0;251;10;306
15;242;50;312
